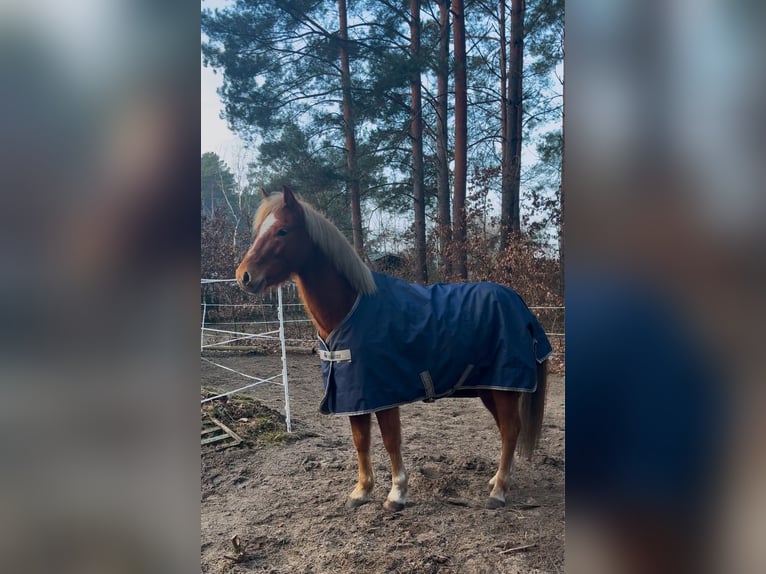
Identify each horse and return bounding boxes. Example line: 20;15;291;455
236;186;550;511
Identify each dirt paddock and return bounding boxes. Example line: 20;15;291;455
201;351;564;573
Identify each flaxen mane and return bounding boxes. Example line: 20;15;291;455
255;193;376;295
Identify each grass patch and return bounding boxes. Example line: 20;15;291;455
201;386;311;447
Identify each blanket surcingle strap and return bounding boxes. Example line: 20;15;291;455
317;272;552;416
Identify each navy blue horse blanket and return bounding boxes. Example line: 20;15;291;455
317;272;552;415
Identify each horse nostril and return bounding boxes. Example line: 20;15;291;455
242;271;250;285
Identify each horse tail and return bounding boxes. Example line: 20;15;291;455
518;359;548;459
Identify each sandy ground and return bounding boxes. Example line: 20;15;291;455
201;351;564;573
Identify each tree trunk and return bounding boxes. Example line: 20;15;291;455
558;121;565;298
411;0;427;284
451;0;468;280
508;0;525;235
337;0;365;256
499;0;511;249
436;0;452;278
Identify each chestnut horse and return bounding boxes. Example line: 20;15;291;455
236;186;548;511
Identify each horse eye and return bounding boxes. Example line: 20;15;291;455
276;228;288;237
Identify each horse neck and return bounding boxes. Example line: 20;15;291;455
294;247;358;341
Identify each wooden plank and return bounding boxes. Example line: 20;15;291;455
201;433;229;446
209;417;244;445
201;415;243;448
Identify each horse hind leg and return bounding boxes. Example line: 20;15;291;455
479;390;501;487
375;407;408;512
485;390;521;509
479;389;500;426
347;413;374;508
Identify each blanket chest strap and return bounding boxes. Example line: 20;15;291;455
319;349;352;362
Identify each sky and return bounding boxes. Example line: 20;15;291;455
200;59;251;174
201;0;251;176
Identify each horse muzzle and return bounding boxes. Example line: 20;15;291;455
235;266;266;294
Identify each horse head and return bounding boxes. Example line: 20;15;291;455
236;185;312;294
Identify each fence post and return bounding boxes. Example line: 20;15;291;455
201;300;207;351
277;285;292;432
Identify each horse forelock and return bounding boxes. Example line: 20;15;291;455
253;193;284;236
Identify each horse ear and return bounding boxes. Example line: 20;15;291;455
261;188;269;199
282;185;298;208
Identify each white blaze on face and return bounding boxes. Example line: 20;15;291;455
256;213;277;240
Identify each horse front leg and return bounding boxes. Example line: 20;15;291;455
376;407;408;512
486;390;521;509
347;413;374;508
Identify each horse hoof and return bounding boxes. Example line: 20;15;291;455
485;497;506;509
383;499;405;512
346;497;370;509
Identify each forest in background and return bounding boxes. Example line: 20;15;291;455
201;0;563;308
